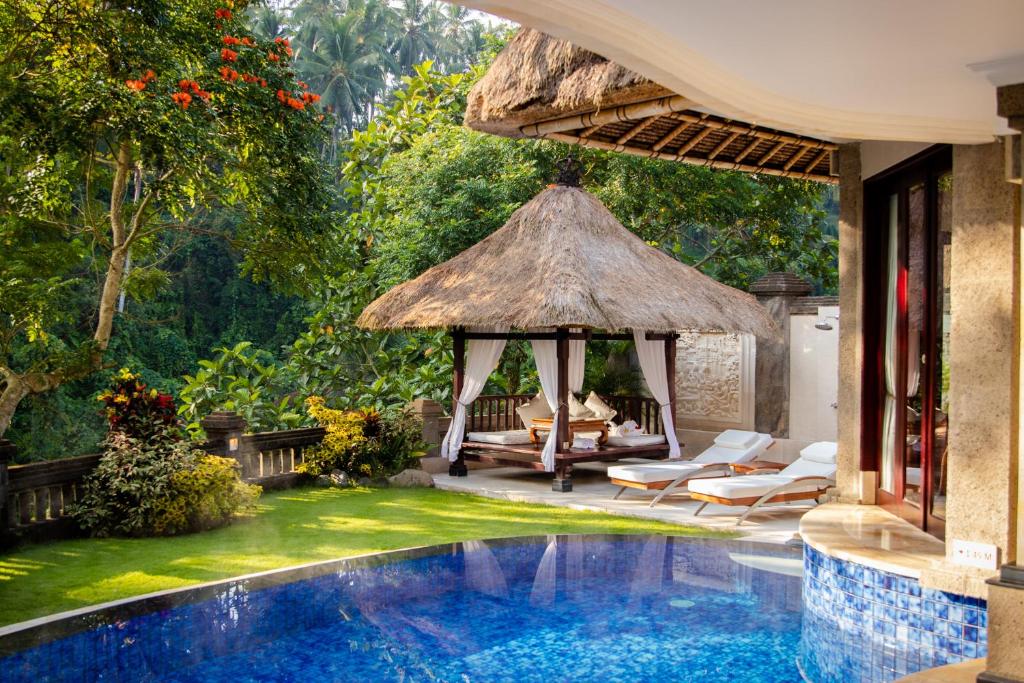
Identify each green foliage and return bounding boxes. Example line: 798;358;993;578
151;455;262;536
71;374;261;537
298;396;427;478
178;342;306;435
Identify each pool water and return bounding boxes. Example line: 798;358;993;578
1;536;805;682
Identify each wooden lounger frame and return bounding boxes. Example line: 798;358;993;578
690;475;836;526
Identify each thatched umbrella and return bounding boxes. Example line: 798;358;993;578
463;28;836;183
356;180;774;336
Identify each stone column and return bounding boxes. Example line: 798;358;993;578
0;439;14;540
749;272;812;437
835;144;869;503
978;84;1024;683
408;399;444;457
199;411;255;479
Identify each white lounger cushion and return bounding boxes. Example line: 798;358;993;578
687;472;829;500
714;429;761;450
800;441;838;463
607;460;722;484
465;430;534;445
694;433;773;464
605;434;667;448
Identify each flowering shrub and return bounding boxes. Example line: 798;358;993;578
97;368;177;440
297;397;426;479
72;372;260;537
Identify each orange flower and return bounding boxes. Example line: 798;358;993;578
222;35;241;46
302;92;320;104
241;36;254;47
276;89;287;103
273;37;289;47
214;7;232;20
143;69;156;82
196;90;211;101
170;92;192;109
286;96;304;110
284;45;293;57
268;52;280;62
259;78;267;87
221;48;238;62
125;79;146;91
218;66;239;81
297;80;308;90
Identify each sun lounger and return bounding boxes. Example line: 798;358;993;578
606;430;773;507
687;441;837;525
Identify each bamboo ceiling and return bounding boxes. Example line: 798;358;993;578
464;29;838;184
521;95;838;183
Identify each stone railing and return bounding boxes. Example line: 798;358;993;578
0;415;326;547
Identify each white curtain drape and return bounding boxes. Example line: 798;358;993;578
880;196;899;493
530;338;561;472
633;330;681;458
568;329;585;394
440;328;508;462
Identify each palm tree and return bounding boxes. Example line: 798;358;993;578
295;10;390;156
248;5;289;42
388;0;442;75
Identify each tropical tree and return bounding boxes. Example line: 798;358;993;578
0;0;340;436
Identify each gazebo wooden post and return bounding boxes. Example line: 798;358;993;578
553;327;572;491
450;327;467;477
665;334;678;435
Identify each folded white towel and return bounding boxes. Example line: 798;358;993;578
572;435;597;450
612;420;645;437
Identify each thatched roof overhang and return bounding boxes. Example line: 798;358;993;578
465;29;838;184
356;184;776;337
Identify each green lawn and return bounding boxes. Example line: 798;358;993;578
0;486;728;627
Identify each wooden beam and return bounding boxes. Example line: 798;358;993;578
707;131;741;160
665;335;677;430
543;132;838;184
783;145;812;171
579;123;603;139
665;112;838;151
519;95;693;137
616;116;658;145
459;331;680;341
734;137;764;163
757;140;788;166
803;148;831;175
652;120;692;152
675;127;713;156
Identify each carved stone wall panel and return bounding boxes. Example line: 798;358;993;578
676;332;756;430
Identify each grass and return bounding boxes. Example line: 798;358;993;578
0;486;730;627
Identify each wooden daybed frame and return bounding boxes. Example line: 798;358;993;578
449;328;677;491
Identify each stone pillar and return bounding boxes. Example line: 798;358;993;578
199;411;255;478
0;439;14;540
749;272;812;437
835;143;869;503
408;399;444;457
978;84;1024;683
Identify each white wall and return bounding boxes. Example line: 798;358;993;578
789;306;839;441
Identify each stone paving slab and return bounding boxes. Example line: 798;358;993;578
432;461;808;545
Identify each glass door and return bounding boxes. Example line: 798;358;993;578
865;147;950;537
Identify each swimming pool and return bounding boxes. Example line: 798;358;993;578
0;535;807;682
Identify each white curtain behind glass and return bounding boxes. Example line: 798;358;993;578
880;196;899;493
440;328;508;462
632;330;681;458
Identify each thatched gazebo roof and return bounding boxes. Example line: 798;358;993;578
465;29;837;184
356;183;775;336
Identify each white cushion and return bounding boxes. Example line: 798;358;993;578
606;434;667;448
567;393;596;419
713;429;761;450
800;441;838;464
608;461;722;484
779;456;837;479
694;433;773;464
583;391;617;422
515;392;552;426
465;430;534;445
688;473;829;500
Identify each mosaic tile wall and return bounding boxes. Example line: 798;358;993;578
800;544;987;683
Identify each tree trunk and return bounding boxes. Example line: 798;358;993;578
0;143;133;438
